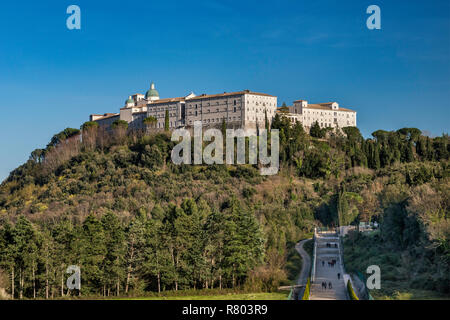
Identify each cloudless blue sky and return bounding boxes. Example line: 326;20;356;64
0;0;449;181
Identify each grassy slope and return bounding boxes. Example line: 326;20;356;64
343;232;450;300
118;292;288;300
373;289;449;300
285;238;313;285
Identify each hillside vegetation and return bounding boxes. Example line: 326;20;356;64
0;115;448;299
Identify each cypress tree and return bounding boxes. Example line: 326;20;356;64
164;109;170;131
264;109;269;132
373;143;381;170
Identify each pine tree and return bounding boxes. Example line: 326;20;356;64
81;215;106;296
12;216;39;299
205;210;226;289
52;219;77;297
0;223;17;299
40;228;55;299
124;216;146;294
143;218;167;293
222;198;264;288
101;212;126;296
310;121;323;138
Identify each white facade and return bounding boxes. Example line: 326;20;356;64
289;100;357;131
89;82;357;134
89;113;119;128
184;90;277;133
146;97;185;129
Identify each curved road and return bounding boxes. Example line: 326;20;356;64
295;239;312;289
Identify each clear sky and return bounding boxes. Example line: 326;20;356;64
0;0;449;182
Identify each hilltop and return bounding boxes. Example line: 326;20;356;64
0;118;448;299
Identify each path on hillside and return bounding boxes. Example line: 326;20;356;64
295;239;312;288
310;232;347;300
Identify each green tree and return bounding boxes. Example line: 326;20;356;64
143;116;157;131
30;149;45;164
102;212;126;296
124;216;146;294
264;109;269;132
164;110;170;131
221;118;227;137
12;216;39;299
80;215;106;295
143;217;172;293
81;121;99;131
112;120;128;130
310;121;324;138
222;198;264;288
47;128;80;149
0;223;17;299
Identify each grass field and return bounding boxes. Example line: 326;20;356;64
118;292;288;300
371;288;450;300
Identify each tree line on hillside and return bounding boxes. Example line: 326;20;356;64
271;113;448;179
0;197;264;298
0;112;448;299
14;113;449;185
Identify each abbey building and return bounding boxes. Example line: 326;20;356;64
90;82;356;133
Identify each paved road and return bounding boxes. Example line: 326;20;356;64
310;233;347;300
295;239;312;288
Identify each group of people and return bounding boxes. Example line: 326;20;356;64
321;281;332;290
325;242;338;248
320;273;341;290
321;259;337;267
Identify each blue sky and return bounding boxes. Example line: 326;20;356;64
0;0;449;181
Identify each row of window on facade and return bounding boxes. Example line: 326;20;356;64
150;106;177;112
189;99;240;109
153;121;178;128
188;107;240;116
187;116;241;124
309;111;353;118
316;120;352;128
306;114;353;121
187;99;275;109
149;112;177;118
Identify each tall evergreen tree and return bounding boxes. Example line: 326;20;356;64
310;121;323;138
164;109;170;131
102;212;126;296
124;216;146;294
14;216;39;299
80;215;106;295
264;109;269;132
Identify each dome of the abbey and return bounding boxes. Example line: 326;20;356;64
145;82;159;99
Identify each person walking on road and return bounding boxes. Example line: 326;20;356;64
328;282;332;289
337;273;340;280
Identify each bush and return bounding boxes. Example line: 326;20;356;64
302;277;311;300
347;280;359;300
